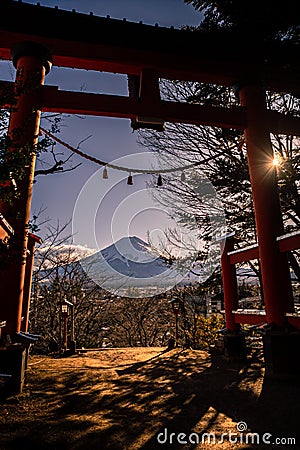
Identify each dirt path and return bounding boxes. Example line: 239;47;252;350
0;347;299;449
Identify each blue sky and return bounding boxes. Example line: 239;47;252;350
24;0;202;26
1;1;203;251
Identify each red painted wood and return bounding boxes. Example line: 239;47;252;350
239;85;294;327
220;237;240;332
0;45;50;335
0;1;299;96
278;232;300;253
233;311;300;330
233;311;267;326
229;245;259;264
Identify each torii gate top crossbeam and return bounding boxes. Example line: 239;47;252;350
1;0;300;97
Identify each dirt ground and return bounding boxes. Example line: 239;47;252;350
0;346;299;450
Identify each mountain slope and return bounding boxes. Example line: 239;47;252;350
80;236;189;296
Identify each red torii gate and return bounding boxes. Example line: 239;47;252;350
0;0;300;384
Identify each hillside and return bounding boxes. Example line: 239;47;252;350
0;347;299;449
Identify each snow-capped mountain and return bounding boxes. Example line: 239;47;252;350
37;236;261;298
96;236;167;278
37;236;216;297
79;236;192;297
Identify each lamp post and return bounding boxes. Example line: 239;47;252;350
169;298;181;347
70;296;76;354
61;298;75;354
61;303;68;352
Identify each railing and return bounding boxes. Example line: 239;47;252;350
222;230;300;329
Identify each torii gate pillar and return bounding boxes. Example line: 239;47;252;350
21;233;42;333
219;235;247;360
239;83;298;378
0;41;51;338
238;83;294;327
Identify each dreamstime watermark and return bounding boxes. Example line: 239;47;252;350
156;422;296;446
72;151;226;298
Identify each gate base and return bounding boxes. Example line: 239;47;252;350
0;344;26;397
223;333;247;361
262;331;300;380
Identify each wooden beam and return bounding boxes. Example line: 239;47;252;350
39;85;248;129
285;313;300;329
1;1;300;95
2;80;300;134
267;110;300;136
233;310;300;329
228;244;259;264
277;231;300;253
233;310;267;325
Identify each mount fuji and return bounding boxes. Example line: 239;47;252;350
98;236;167;278
79;236;194;296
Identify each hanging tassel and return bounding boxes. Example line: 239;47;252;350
103;166;108;179
127;173;133;185
157;174;163;187
181;171;186;182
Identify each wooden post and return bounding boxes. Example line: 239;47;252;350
239;83;294;327
220;236;240;332
0;42;51;336
21;233;42;333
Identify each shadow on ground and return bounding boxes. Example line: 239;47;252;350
0;347;299;450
